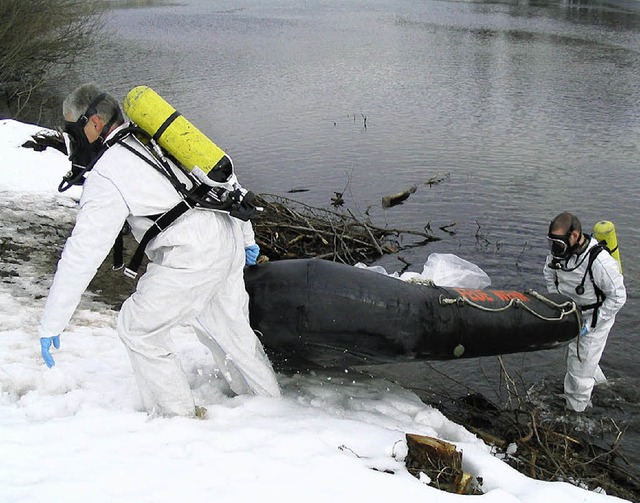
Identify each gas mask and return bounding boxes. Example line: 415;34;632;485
547;230;574;261
59;123;104;192
547;223;589;272
63;117;103;167
58;93;122;192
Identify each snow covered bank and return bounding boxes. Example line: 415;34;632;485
0;120;628;502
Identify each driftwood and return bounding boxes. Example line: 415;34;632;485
424;172;450;186
381;185;417;208
405;433;480;495
381;173;450;208
252;194;437;265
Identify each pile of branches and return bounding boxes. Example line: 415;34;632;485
252;194;438;264
427;359;640;501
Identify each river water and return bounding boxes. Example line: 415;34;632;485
70;0;639;472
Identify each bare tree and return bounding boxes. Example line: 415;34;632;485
0;0;103;118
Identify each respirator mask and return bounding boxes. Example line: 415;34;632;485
547;230;574;262
59;93;120;192
546;220;585;271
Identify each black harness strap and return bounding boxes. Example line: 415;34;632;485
578;244;607;328
113;230;125;271
123;201;192;278
123;183;212;279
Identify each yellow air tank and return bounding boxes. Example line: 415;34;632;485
123;85;233;182
593;220;622;273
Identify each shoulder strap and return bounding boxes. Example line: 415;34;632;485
106;127;196;276
108;126;259;278
123;200;193;278
577;244;604;289
578;244;606;328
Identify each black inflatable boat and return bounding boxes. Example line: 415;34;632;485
244;258;580;368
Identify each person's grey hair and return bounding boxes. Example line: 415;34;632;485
62;83;122;124
549;212;582;235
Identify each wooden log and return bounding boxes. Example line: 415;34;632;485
405;433;479;495
381;185;417;208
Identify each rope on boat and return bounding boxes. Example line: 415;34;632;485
438;289;580;323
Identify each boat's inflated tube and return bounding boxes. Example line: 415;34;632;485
123;85;233;183
244;259;580;368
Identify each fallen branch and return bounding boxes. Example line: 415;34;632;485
253;194;438;264
381;185;417;208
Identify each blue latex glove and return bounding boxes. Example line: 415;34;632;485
245;244;260;266
579;324;589;337
40;335;60;368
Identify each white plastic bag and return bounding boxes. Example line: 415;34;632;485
355;254;490;289
354;263;395;276
420;253;491;289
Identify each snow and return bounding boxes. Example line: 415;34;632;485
0;119;628;502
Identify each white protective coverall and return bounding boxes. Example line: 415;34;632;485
39;123;281;416
543;236;626;412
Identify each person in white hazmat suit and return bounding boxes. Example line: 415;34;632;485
543;212;625;412
38;83;281;417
